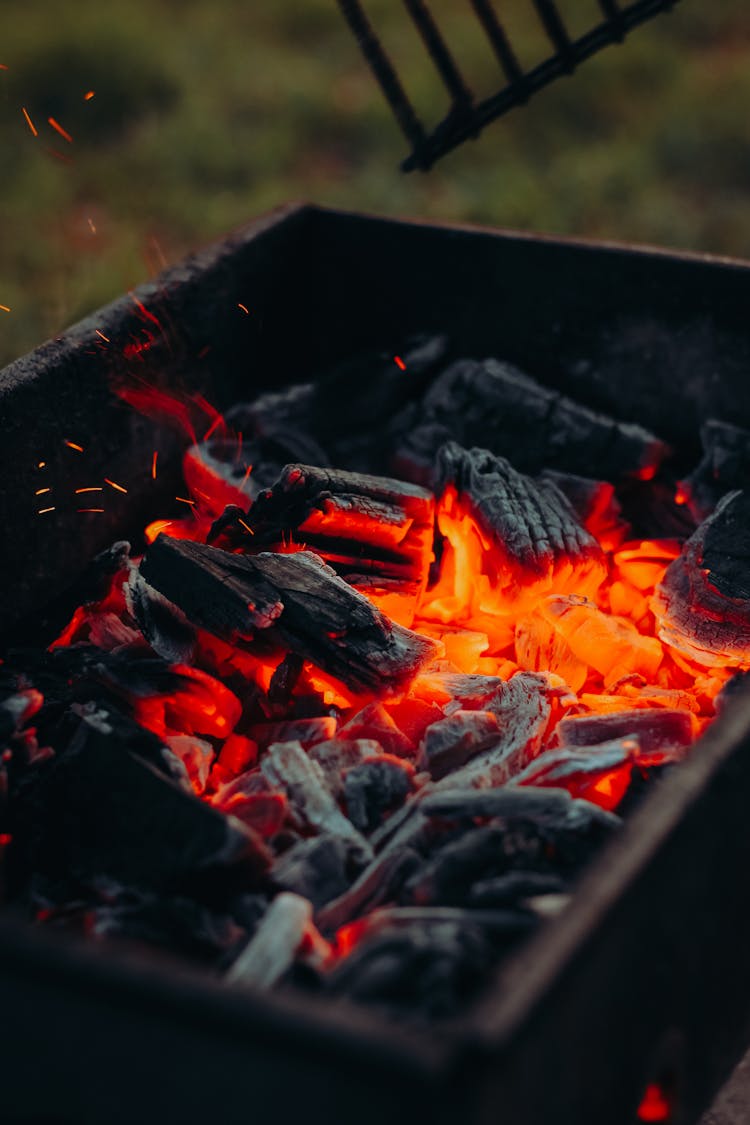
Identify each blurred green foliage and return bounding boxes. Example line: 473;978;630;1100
0;0;747;366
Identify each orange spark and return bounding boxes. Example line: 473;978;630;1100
87;217;97;234
48;116;73;144
393;355;406;371
0;305;10;313
152;451;158;479
37;461;46;469
104;478;128;493
237;303;249;315
37;507;55;515
84;90;95;101
240;463;253;488
95;329;109;343
77;508;104;514
35;487;50;496
65;440;84;453
75;487;103;494
238;518;255;536
175;495;196;506
22;107;38;137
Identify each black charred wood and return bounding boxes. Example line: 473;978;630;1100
343;756;414;833
393;358;669;485
467;870;568;908
679;419;750;521
654;490;750;668
18;711;270;896
139;536;439;694
435;443;605;595
418;709;500;779
271;835;359;911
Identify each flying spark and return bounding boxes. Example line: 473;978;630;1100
64;440;84;453
0;305;10;313
151;451;158;479
175;496;195;506
75;487;103;494
22;107;38;137
77;508;104;514
37;507;55;515
95;329;110;343
104;478;127;493
238;518;255;536
237;303;249;315
84;90;95;101
37;461;46;469
48;117;73;144
393;355;406;371
35;488;51;496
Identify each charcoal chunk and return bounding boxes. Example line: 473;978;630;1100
394;358;669;485
678;419;750;521
343;756;414;833
272;835;357;910
556;710;694;765
418;710;500;779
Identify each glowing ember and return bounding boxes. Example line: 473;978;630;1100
47;116;73;144
64;440;84;453
637;1083;671;1122
21;107;37;137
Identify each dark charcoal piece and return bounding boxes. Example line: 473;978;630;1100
326;917;495;1018
556;710;694;765
653;490;750;667
308;738;379;798
21;711;270;894
411;672;504;710
435;443;606;602
271;835;357;911
539;470;627;548
316;842;424;933
226;892;316;990
343;756;414;833
421;785;573;822
139;536;439;694
229;334;448;474
678;419;750;521
241;464;434;587
432;673;553;790
127;570;196;665
418;710;500;780
247;716;337;751
393;358;669;485
468;870;568;908
89;890;245;964
261;741;372;859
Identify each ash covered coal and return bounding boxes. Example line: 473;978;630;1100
1;337;744;1023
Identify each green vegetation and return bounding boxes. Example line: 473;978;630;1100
0;0;747;367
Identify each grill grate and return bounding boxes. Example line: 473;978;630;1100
338;0;681;171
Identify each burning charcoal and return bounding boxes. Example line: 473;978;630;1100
411;672;504;709
653;491;750;668
556;709;694;765
432;673;553;790
421;785;573;821
338;702;413;758
539;470;628;550
429;444;606;618
678;419;750;521
139;537;440;694
127;570;197;665
219;792;287;838
511;737;639;812
326;915;495;1017
209;733;258;788
22;711;270;894
164;734;214;794
515;594;663;691
343;756;414;833
230;334;448;473
308;738;379;797
261;741;372;860
272;835;358;910
393;357;669;485
417;710;500;780
468;870;568;908
248;716;337;752
268;652;304;708
242;464;435;596
226;892;318;990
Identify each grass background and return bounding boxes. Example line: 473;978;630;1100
0;0;747;368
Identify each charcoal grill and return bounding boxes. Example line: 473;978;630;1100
338;0;680;169
2;204;750;1124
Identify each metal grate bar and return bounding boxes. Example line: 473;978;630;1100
339;0;681;171
402;0;475;109
469;0;525;87
336;0;428;157
531;0;574;66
